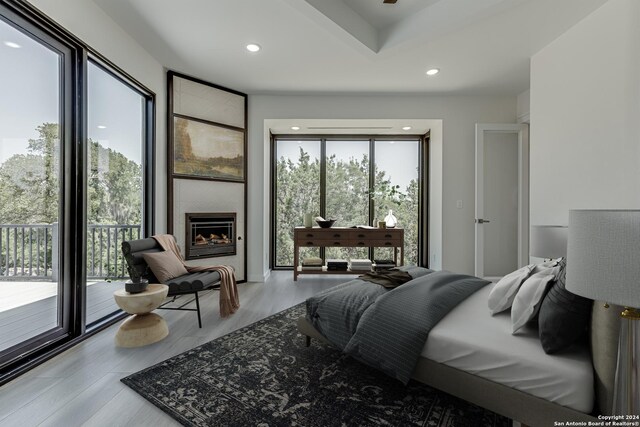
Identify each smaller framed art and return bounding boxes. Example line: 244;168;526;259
173;114;245;182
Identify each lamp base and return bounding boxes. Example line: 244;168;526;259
612;307;639;415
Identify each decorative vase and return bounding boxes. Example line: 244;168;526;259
303;213;313;228
384;210;397;228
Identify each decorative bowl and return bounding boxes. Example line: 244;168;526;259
125;278;149;294
316;219;336;228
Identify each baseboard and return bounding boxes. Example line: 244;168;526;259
247;269;271;283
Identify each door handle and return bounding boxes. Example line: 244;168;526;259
475;218;491;224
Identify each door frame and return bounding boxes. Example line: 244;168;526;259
474;123;529;279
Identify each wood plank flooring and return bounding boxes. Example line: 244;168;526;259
0;271;347;427
0;281;125;352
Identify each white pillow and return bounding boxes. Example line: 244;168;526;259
511;265;560;334
530;258;562;274
487;264;535;315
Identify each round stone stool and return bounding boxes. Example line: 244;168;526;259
113;284;169;348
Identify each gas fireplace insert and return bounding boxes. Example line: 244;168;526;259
185;212;237;260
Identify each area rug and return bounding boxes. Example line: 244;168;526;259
121;304;511;427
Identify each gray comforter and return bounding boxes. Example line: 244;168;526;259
306;268;490;384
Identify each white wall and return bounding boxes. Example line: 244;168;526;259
428;122;443;272
516;90;530;124
530;0;640;226
248;95;516;280
29;0;168;233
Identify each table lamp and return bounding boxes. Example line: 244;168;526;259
566;210;640;415
530;225;568;259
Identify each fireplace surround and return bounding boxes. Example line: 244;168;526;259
185;212;237;260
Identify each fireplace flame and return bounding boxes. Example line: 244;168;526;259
195;233;231;245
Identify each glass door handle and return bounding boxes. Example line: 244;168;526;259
475;218;491;224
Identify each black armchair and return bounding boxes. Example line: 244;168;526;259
121;237;220;328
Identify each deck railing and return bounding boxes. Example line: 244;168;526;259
0;224;141;280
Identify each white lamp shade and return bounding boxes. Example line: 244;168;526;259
530;225;568;258
566;210;640;308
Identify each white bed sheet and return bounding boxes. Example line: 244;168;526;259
421;284;594;413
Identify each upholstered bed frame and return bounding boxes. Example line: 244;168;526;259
297;301;621;427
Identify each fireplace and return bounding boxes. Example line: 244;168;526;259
185;212;237;260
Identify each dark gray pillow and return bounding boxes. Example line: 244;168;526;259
538;258;592;354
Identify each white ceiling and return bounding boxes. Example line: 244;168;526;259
93;0;608;95
342;0;439;30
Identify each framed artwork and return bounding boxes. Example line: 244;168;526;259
172;115;245;182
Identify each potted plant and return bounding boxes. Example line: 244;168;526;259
125;264;149;293
369;184;406;228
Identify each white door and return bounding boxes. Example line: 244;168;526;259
475;124;529;280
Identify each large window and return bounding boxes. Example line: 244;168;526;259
274;140;321;265
0;1;154;381
272;136;425;268
85;61;148;325
0;14;63;355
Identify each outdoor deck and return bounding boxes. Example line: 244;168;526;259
0;280;124;352
0;222;141;352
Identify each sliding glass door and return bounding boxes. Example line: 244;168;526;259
0;10;69;359
272;136;424;268
0;2;155;379
86;61;147;325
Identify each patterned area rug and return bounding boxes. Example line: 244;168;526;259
122;304;511;427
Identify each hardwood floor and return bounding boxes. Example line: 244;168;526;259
0;271;347;427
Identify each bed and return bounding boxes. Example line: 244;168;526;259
297;268;621;427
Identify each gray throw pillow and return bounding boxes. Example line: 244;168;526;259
142;250;189;283
538;258;593;354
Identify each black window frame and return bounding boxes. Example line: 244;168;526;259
0;0;155;385
270;134;428;269
84;56;156;328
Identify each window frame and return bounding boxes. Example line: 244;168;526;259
83;56;155;328
0;0;155;384
270;134;428;269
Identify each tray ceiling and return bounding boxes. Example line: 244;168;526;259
93;0;608;94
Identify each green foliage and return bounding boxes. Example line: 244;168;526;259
275;148;321;265
0;123;142;278
87;139;142;225
0;123;142;226
275;147;419;266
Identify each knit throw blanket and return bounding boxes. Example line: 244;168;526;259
152;234;240;318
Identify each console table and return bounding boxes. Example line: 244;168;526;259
293;227;404;281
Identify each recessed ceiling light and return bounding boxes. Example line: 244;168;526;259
402;126;412;131
4;41;21;49
290;126;301;131
246;43;261;53
426;68;440;76
97;125;107;129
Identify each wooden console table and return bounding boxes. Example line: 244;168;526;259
293;227;404;281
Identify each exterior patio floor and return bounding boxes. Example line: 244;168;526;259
0;280;125;353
